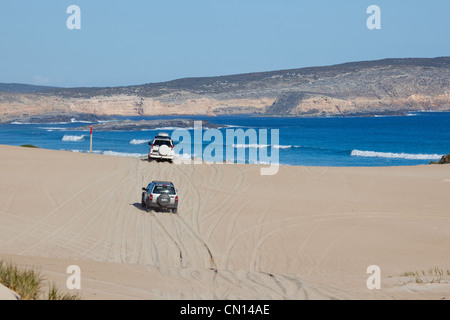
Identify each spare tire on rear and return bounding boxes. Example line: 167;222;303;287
158;144;170;156
157;194;170;207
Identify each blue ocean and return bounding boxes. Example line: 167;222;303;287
1;112;449;167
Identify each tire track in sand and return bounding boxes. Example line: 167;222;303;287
103;160;183;265
0;167;129;250
204;164;247;242
49;161;140;257
173;164;203;233
19;175;135;256
176;214;217;270
150;212;184;267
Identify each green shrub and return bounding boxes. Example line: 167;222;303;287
0;261;43;300
20;144;39;148
47;281;80;300
0;260;80;300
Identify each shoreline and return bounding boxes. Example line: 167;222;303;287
3;110;450;125
2;144;446;169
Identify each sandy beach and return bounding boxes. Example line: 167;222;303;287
0;144;449;300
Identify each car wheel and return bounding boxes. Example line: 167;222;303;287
172;208;178;214
141;193;147;209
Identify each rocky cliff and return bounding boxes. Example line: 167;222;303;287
1;57;449;122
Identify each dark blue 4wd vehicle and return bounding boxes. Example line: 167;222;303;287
141;181;179;214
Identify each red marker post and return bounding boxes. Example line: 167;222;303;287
89;124;93;154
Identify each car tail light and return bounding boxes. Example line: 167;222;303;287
149;194;153;201
175;196;178;202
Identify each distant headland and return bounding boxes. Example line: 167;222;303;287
1;57;449;123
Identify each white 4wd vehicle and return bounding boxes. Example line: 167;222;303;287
148;132;174;163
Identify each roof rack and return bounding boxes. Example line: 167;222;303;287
157;132;170;137
152;181;174;185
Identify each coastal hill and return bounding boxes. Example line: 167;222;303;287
0;57;449;122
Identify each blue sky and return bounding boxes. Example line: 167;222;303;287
0;0;449;87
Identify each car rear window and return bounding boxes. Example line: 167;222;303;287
152;185;176;195
153;139;172;147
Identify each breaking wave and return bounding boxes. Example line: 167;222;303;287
153;126;195;131
62;135;86;142
351;150;442;160
129;139;150;145
39;127;67;131
70;118;92;124
70;150;145;157
102;151;146;157
232;144;295;149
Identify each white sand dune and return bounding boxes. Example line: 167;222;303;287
0;283;19;300
0;144;450;300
